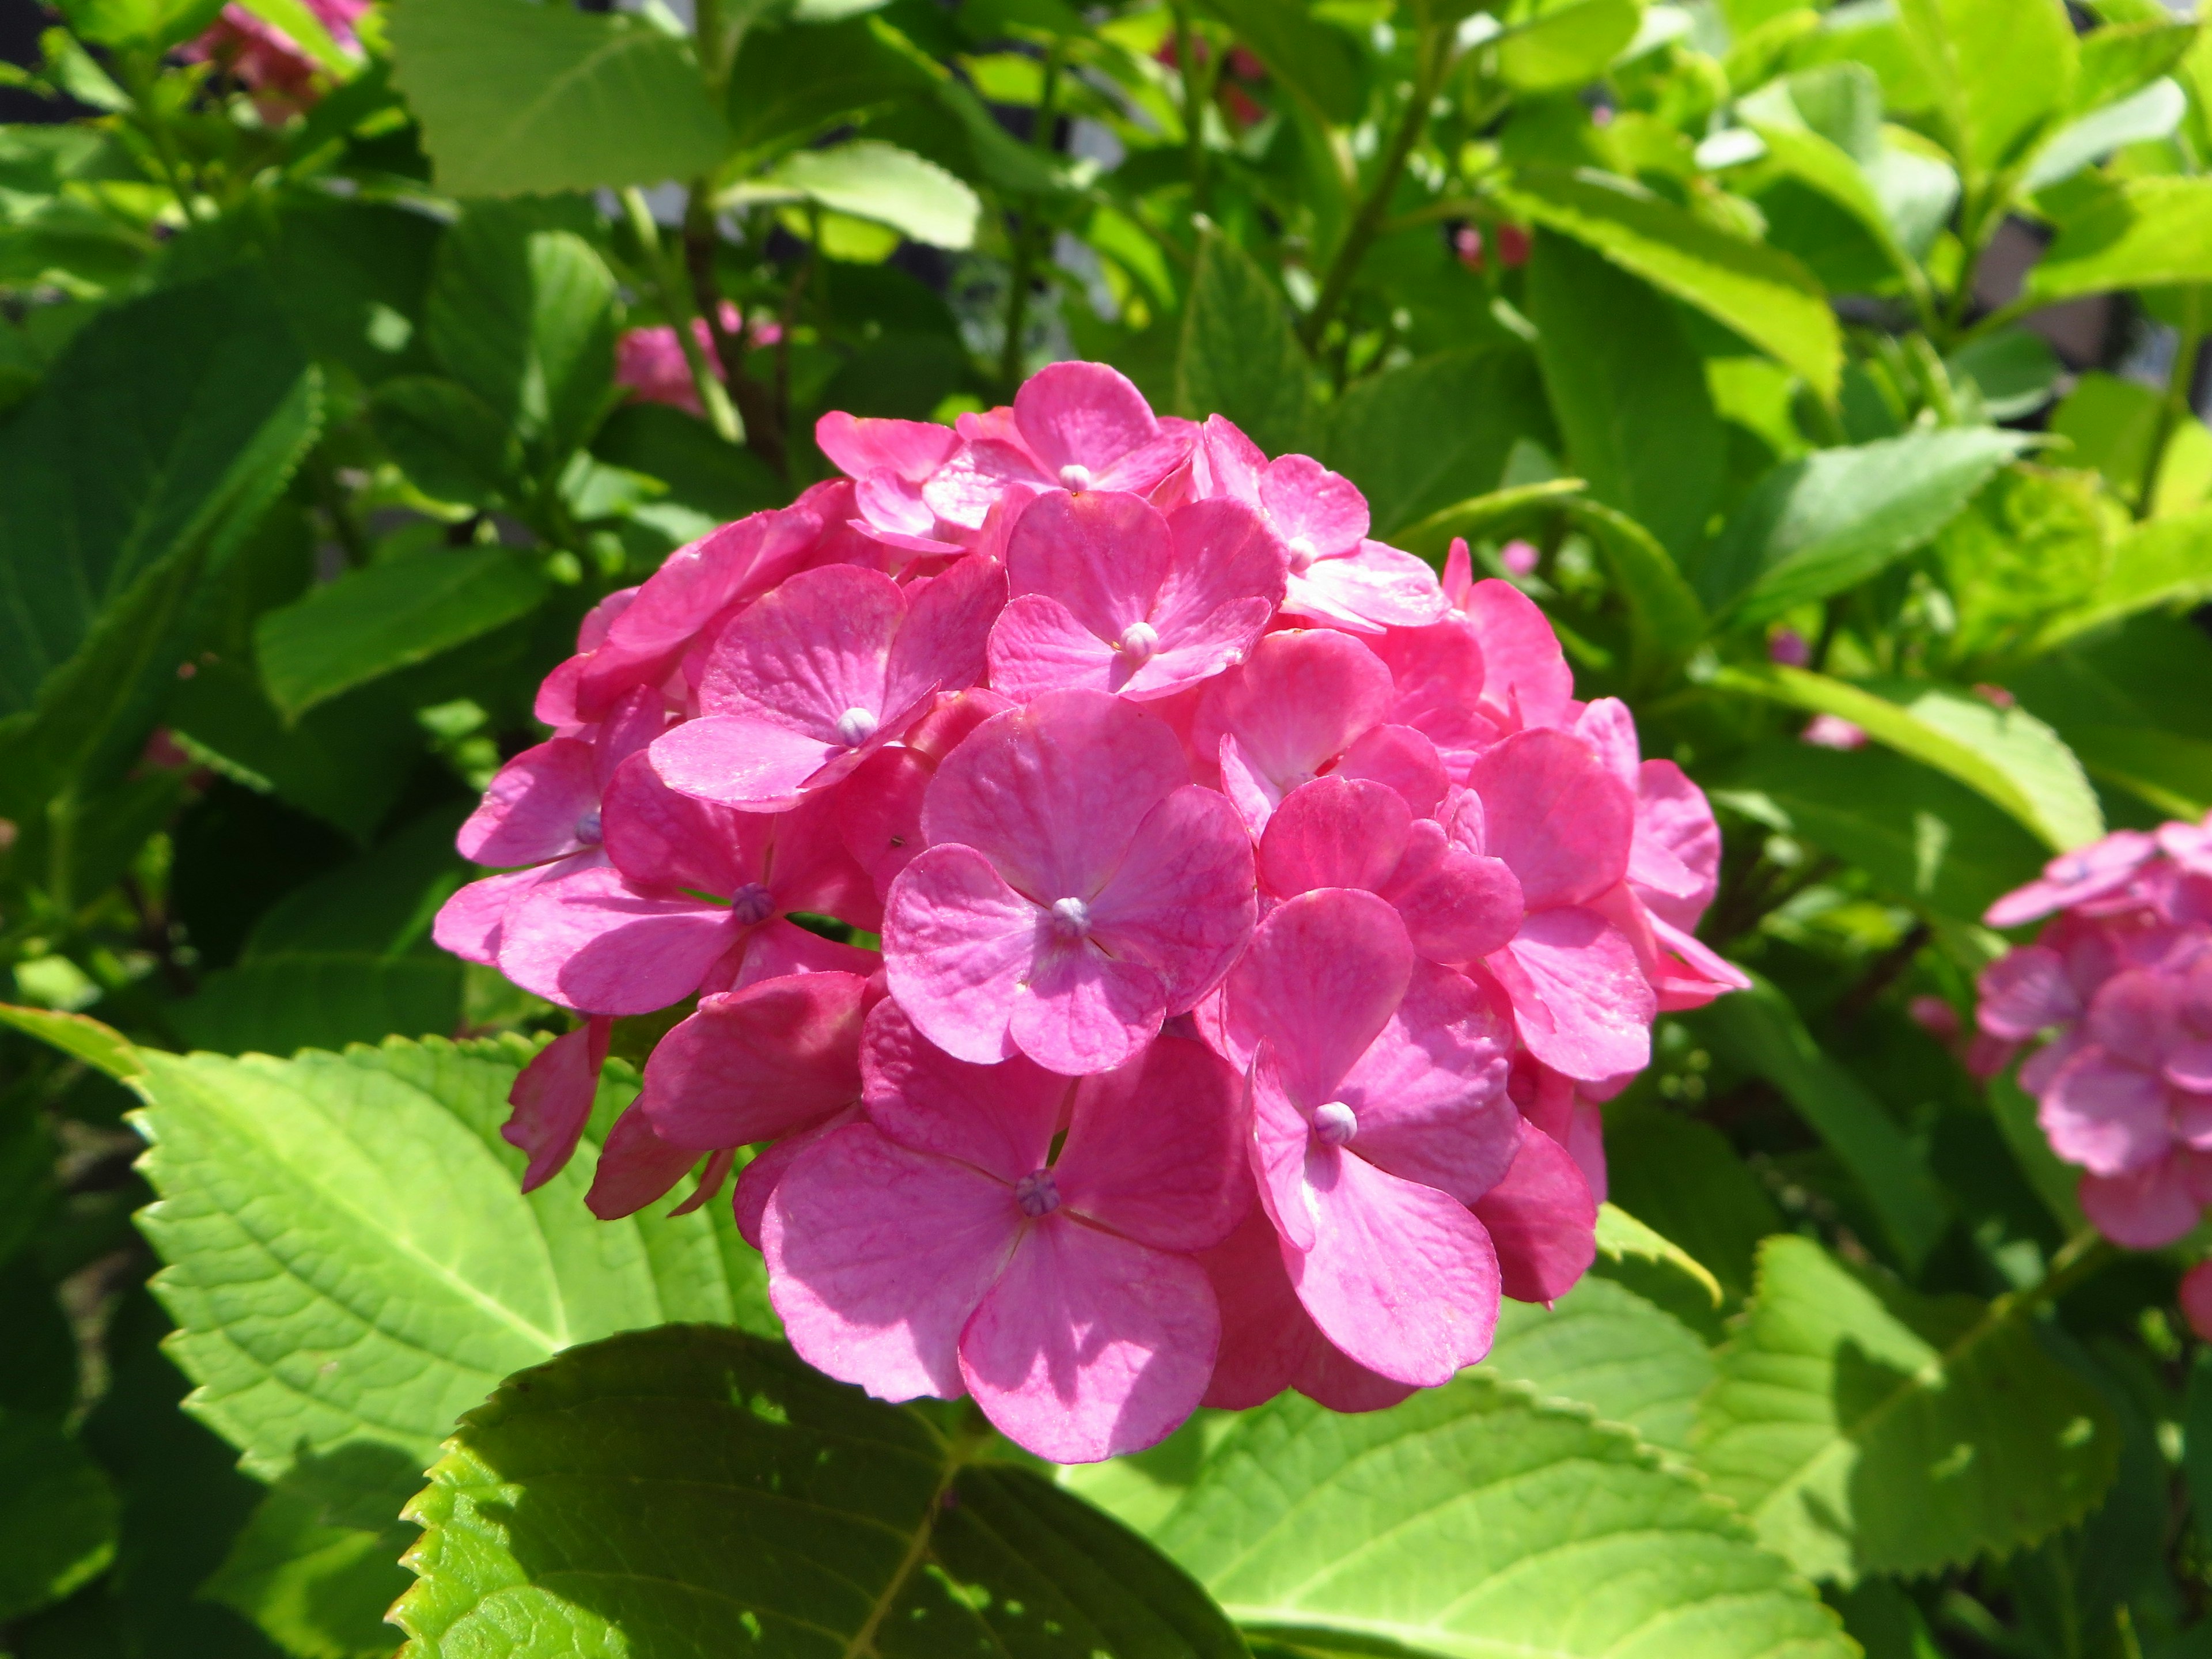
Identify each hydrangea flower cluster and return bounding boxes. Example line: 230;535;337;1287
435;362;1748;1461
183;0;368;120
1975;816;2212;1249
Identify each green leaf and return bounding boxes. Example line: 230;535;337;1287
369;377;524;510
392;1324;1245;1658
1694;1235;2119;1584
1600;1105;1782;1306
2036;506;2212;645
726;140;982;249
54;0;225;50
2023;77;2186;194
2073;17;2199;112
424;204;620;465
2047;370;2212;515
1529;230;1722;563
253;549;550;723
0;1099;55;1269
1742;120;1928;301
1391;479;1586;559
1176;231;1313;459
1690;975;1953;1271
1896;0;2077;173
1705;738;2048;922
1495;165;1843;399
1937;466;2116;667
1946;328;2062;423
388;0;730;198
1562;498;1709;688
233;0;354;74
0;1412;119;1622
1592;1199;1726;1312
1486;1273;1717;1459
1700;429;2034;623
1986;1073;2086;1233
1322;349;1555;538
1153;1373;1854;1659
200;1483;411;1659
1497;0;1645;93
1192;0;1359;124
130;1036;775;1497
2067;724;2212;819
2026;176;2212;304
0;1002;145;1080
724;16;940;162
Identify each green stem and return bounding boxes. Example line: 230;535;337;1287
2006;1229;2114;1319
1299;28;1448;351
621;188;741;445
2139;301;2204;522
1169;0;1218;217
997;42;1066;396
683;187;784;474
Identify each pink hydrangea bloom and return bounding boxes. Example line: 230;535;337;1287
437;358;1749;1458
181;0;367;119
616;304;777;416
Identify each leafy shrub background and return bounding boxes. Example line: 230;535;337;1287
3;0;2212;1654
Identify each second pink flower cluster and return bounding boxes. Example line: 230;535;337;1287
434;362;1749;1460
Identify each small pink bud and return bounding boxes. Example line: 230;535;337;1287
1454;225;1485;272
1768;628;1810;667
1802;714;1868;751
1500;539;1539;578
1907;995;1960;1043
1974;683;2017;710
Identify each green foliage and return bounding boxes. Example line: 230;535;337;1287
1177;231;1312;457
0;1412;119;1622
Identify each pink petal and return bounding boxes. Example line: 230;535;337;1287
1489;908;1656;1081
1131;598;1278;699
1219;888;1415;1101
1335;959;1517;1202
434;865;555;966
640;972;870;1150
959;1217;1217;1462
458;738;598;867
1006;488;1169;643
923;439;1053;529
1646;913;1752;1010
1012;937;1168;1075
1287;1144;1501;1386
732;1107;858;1248
1631;760;1722;925
1262;454;1369;559
1054;1033;1248;1251
699;561;902;728
1977;945;2082;1040
1013;361;1160;479
1567;1097;1608;1203
2086;968;2179;1059
1471;1124;1598;1303
1194;629;1395;830
1250;1059;1320;1251
1332;723;1450;820
647;712;847;812
1283;540;1446;632
859;998;1064;1183
815;411;958;482
601;749;765;896
1985;831;2161;929
585;1100;703;1219
838;747;931;900
1259;777;1412;898
1370;618;1497;780
1094;427;1199;495
765;1123;1021;1400
882;548;1005;714
987;592;1124;701
2168;1040;2212;1094
502;1017;609;1191
668;1147;737;1217
1466;729;1635;910
592;685;672;793
2080;1154;2202;1249
1155;495;1286;641
1196;413;1267;502
1382;821;1524;964
498;859;734;1016
882;843;1038;1064
1086;785;1258;1012
2041;1048;2172;1176
721;915;880;991
1198;1207;1413;1412
1462;577;1576;730
921;690;1189;905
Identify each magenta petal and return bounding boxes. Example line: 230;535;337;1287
1012;938;1166;1075
1262;454;1369;558
649;713;843;812
1289;1146;1501;1386
699;561;902;727
1372;619;1495;779
1014;361;1160;476
1472;1125;1599;1303
1195;630;1394;806
1976;945;2082;1040
459;738;598;866
1463;577;1576;729
959;1217;1217;1462
1467;729;1637;909
1156;496;1286;640
601;749;764;896
1336;959;1517;1202
498;861;734;1016
837;747;931;901
1131;597;1277;699
882;843;1037;1065
641;972;869;1150
1006;488;1169;642
815;411;957;480
2041;1048;2172;1176
1259;777;1412;899
1055;1033;1248;1251
1384;825;1525;964
884;549;1005;713
722;916;879;992
766;1123;1021;1401
2080;1154;2202;1249
732;1107;858;1249
1332;724;1450;820
502;1017;609;1191
1221;887;1413;1099
585;1100;702;1219
1250;1060;1318;1251
1087;785;1257;1012
1198;1207;1412;1412
434;865;552;966
987;592;1123;701
1490;909;1656;1081
859;998;1063;1183
2086;968;2178;1059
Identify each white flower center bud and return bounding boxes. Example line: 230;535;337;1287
1119;620;1160;664
573;809;602;844
1312;1100;1358;1147
1048;896;1092;937
835;706;879;747
1287;535;1318;574
1015;1169;1060;1218
730;882;775;927
1058;463;1093;491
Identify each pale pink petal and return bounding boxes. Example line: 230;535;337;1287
2080;1154;2202;1249
1005;488;1168;642
766;1123;1020;1400
1054;1033;1248;1251
1986;831;2161;929
502;1017;609;1191
1382;821;1524;964
1462;577;1576;730
498;861;734;1015
434;865;556;966
647;713;847;812
1259;777;1412;899
1332;724;1450;820
1086;785;1257;1012
1489;908;1656;1081
1633;760;1724;925
1646;914;1752;1009
1472;1124;1598;1303
1012;938;1167;1075
882;843;1037;1064
585;1100;703;1219
1219;888;1414;1099
1262;454;1369;560
858;998;1063;1183
1335;959;1517;1202
459;738;598;867
732;1107;858;1248
1283;540;1446;632
640;973;869;1150
2041;1048;2172;1175
815;411;958;481
1466;729;1635;910
600;749;765;896
1289;1145;1501;1386
959;1217;1217;1462
1013;362;1160;480
987;593;1124;701
1977;945;2082;1040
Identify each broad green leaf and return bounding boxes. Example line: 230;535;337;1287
200;1483;411;1659
0;271;318;822
53;0;225;49
2027;175;2212;304
1154;1373;1854;1659
2047;370;2212;516
1986;1074;2086;1233
392;1324;1245;1658
369;377;524;510
1937;467;2116;668
424;204;620;465
1176;232;1312;459
130;1036;775;1497
724;16;940;162
1529;230;1722;563
1056;1413;1237;1538
2023;77;2186;194
1487;1274;1717;1459
1392;479;1585;560
1323;349;1555;538
1497;0;1644;93
1691;975;1953;1271
0;1412;119;1622
1601;1105;1782;1306
1694;1235;2119;1583
1192;0;1359;124
1701;429;2033;623
388;0;730;198
2067;724;2212;819
1742;119;1927;300
233;0;354;73
0;1001;145;1080
1495;165;1842;398
2073;17;2199;112
725;140;981;249
254;549;550;723
2036;506;2212;645
0;1096;54;1269
1705;738;2048;922
1562;498;1709;688
1896;0;2077;173
1946;328;2062;422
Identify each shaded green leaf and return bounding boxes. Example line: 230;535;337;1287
1176;231;1312;457
392;1324;1245;1658
200;1483;410;1659
1601;1104;1783;1307
54;0;225;50
1694;1235;2119;1584
1392;478;1586;559
0;1412;119;1622
2036;507;2212;645
0;1002;145;1080
1563;497;1709;689
1323;349;1554;538
725;16;939;161
2027;175;2212;304
1192;0;1359;123
369;377;523;510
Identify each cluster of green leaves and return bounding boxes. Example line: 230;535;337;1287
6;0;2212;1654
